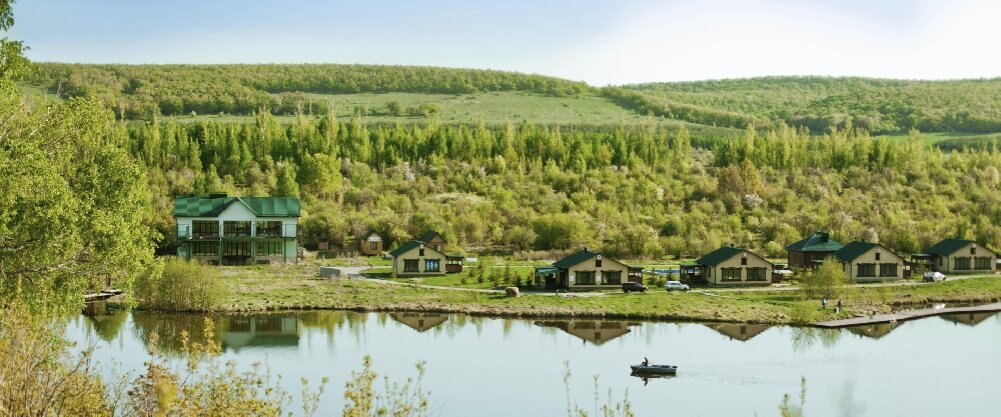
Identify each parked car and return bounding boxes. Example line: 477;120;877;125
622;282;648;293
665;281;690;291
923;271;946;282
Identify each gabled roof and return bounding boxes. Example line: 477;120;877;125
173;195;301;217
785;231;843;252
553;248;600;269
417;230;445;243
832;241;880;262
924;238;984;256
388;239;444;258
697;247;751;266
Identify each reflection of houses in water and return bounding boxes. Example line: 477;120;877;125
845;322;898;339
535;320;636;345
705;323;771;341
390;313;449;332
940;312;996;327
221;315;299;350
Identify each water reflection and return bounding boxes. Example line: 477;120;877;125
534;319;637;345
940;312;997;327
704;323;771;341
86;310;129;343
629;371;676;386
390;312;449;332
845;322;900;339
131;312;227;355
222;315;300;351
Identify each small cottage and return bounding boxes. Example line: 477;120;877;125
359;231;383;256
389;240;447;277
785;231;844;269
417;230;447;252
693;247;773;285
829;241;905;282
533;248;642;290
912;238;998;273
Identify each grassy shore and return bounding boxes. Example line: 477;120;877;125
196;264;1001;325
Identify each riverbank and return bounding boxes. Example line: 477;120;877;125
138;265;1001;325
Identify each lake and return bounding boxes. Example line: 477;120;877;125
66;309;1001;416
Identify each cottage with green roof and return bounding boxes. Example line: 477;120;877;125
912;238;997;273
785;231;844;269
693;247;773;285
828;241;905;282
533;248;642;290
174;194;301;265
389;239;447;277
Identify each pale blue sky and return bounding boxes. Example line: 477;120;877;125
8;0;1000;85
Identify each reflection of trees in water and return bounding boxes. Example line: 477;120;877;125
88;311;129;343
790;327;842;352
130;312;227;356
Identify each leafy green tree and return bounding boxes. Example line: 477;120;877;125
802;258;851;300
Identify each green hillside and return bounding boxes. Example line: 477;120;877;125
620;76;1001;134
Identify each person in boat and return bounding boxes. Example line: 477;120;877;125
642;357;649;366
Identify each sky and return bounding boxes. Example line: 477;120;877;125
7;0;1001;85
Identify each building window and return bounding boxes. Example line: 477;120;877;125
191;242;217;256
419;248;425;256
595;258;602;268
740;257;748;266
604;271;621;285
192;221;219;237
975;256;992;270
971;247;977;255
404;260;419;273
721;268;741;281
223;241;251;256
955;257;971;270
875;252;881;261
879;263;897;277
257;221;282;237
938;257;943;266
257;241;282;256
434;244;442;251
369;241;378;250
224;221;251;237
576;271;596;285
857;263;876;277
747;268;767;281
425;259;441;272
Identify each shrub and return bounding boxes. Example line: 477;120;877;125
133;258;224;311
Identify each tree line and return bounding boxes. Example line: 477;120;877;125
130;110;1001;261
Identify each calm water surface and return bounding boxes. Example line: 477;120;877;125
66;310;1001;416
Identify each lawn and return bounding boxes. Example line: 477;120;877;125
162;91;690;126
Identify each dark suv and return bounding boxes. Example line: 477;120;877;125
622;282;648;293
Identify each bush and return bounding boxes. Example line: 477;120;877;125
133;258;224;311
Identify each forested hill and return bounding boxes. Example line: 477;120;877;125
21;64;1001;135
614;76;1001;134
25;63;592;119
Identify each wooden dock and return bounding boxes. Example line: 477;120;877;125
813;302;1001;328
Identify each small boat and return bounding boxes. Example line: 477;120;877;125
630;364;678;375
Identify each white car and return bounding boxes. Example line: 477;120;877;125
665;281;690;291
923;271;946;282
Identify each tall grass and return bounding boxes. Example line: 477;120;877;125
134;258;223;311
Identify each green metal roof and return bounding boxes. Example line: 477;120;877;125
924;238;978;256
389;239;446;258
417;230;445;243
535;266;560;274
832;241;879;262
785;231;844;252
695;247;745;266
173;195;300;217
553;248;600;269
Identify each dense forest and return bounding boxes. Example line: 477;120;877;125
126;107;1001;260
25;63;591;119
622;76;1001;134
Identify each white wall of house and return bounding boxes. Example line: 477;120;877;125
567;256;630;289
935;242;997;273
842;246;905;282
392;246;446;276
705;252;772;285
